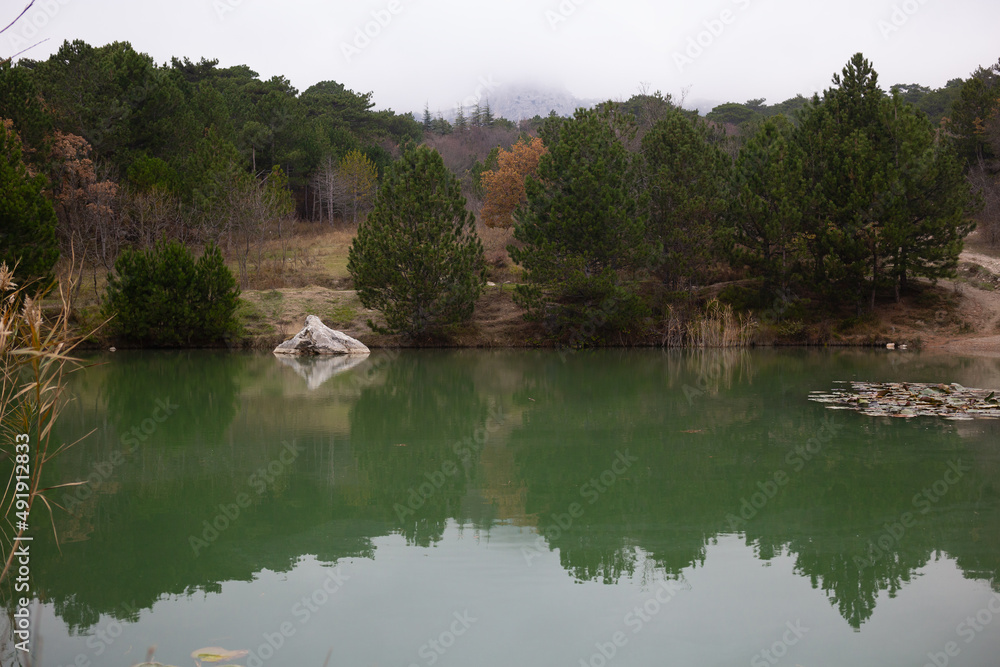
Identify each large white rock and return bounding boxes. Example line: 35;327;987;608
273;315;370;356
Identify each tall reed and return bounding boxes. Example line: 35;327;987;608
661;299;758;348
0;262;91;584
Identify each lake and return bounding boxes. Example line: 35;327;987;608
5;348;1000;667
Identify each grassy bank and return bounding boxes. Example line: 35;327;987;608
67;224;1000;352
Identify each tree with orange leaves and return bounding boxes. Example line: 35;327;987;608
479;137;546;228
49;131;120;293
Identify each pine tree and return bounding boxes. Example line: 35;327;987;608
481;100;495;128
642;107;730;287
948;59;1000;165
0;121;59;282
796;53;977;307
422;103;432;132
103;240;239;346
877;93;976;300
347;146;486;337
796;54;894;304
454;104;468;132
431;113;452;135
728;116;808;295
509;106;653;339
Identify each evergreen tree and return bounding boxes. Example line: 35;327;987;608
470;146;500;199
948;59;1000;165
102;240;240;346
0;122;59;282
509;106;653;339
454;104;468;132
481;100;495;128
0;62;53;156
430;113;452;135
877;93;976;300
796;53;977;307
642;107;730;287
796;54;894;303
727;116;808;295
347;146;486;337
422;102;432;132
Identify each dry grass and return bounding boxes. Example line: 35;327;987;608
477;223;518;283
241;222;358;290
1;261;98;584
660;299;759;348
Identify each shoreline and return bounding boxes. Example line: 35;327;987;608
77;249;1000;356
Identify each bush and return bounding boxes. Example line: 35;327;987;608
103;241;240;346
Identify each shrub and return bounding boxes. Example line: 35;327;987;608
103;241;240;346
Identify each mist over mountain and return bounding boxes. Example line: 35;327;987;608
419;82;601;122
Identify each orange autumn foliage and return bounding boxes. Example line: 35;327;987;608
480;136;546;228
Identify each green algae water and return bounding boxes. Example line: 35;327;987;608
5;348;1000;667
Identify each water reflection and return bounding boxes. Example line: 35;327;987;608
274;354;371;390
10;349;1000;647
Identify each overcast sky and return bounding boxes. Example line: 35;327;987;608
4;0;999;115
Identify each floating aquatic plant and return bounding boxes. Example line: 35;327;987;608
808;381;1000;420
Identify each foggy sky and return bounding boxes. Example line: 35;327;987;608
4;0;998;115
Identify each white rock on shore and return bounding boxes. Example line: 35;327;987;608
273;315;370;356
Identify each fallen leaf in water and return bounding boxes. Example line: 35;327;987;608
191;647;250;663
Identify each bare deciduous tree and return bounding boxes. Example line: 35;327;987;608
968;158;1000;247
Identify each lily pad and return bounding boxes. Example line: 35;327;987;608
808;381;1000;420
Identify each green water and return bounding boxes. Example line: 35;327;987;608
6;348;1000;667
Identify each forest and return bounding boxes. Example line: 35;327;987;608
1;39;999;345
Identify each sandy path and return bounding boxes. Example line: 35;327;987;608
928;251;1000;356
961;251;1000;276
